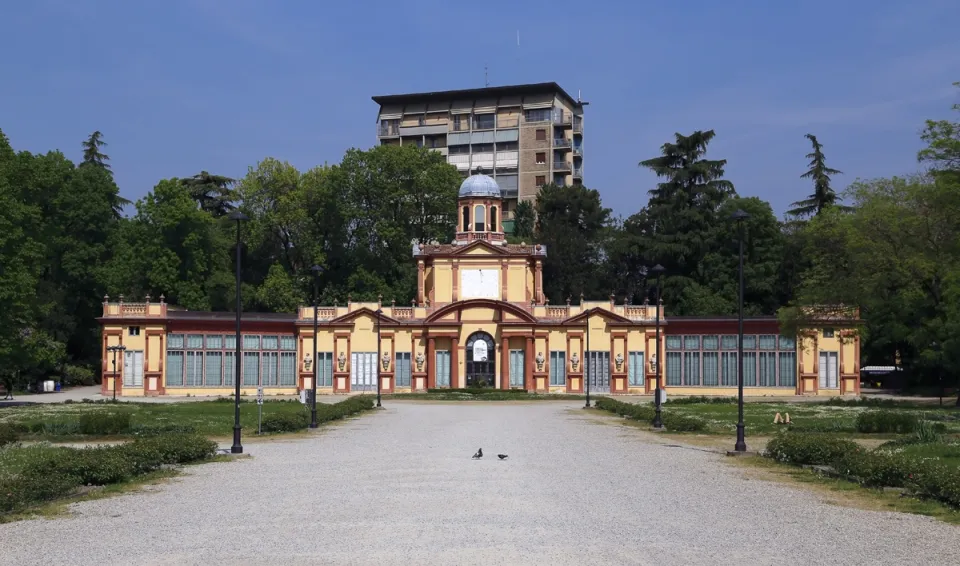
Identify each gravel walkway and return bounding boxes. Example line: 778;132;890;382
1;402;956;565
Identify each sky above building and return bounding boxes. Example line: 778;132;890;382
1;0;958;220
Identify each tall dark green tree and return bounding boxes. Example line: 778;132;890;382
182;170;237;217
787;134;845;218
81;130;131;217
512;200;535;239
534;183;612;302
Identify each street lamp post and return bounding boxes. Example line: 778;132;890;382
229;209;248;454
584;309;591;408
932;341;942;406
650;264;666;429
376;308;383;408
732;209;750;453
108;345;126;402
310;265;323;428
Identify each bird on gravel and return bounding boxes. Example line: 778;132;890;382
472;448;483;459
497;454;508;460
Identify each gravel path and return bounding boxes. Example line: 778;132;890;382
1;402;956;565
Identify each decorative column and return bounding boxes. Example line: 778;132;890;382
501;336;510;389
417;261;425;306
451;336;460;389
452;260;459;302
534;261;543;304
525;336;534;391
427;337;436;389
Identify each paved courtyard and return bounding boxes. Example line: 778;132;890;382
1;402;957;565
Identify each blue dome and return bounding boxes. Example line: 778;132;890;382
458;174;501;198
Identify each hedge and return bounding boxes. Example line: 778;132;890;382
593;397;706;432
1;434;217;514
261;396;375;433
0;424;19;447
855;410;920;434
765;433;960;508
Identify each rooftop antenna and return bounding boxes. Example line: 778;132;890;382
484;65;489;87
517;30;520;46
578;89;581;102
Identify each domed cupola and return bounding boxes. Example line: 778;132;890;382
456;171;505;246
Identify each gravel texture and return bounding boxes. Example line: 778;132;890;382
2;401;957;565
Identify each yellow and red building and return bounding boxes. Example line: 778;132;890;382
99;175;861;398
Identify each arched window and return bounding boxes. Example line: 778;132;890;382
490;206;498;232
474;205;486;232
462;206;470;232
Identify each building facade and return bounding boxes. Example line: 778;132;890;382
372;82;585;234
98;175;861;398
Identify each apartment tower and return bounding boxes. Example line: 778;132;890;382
372;82;585;233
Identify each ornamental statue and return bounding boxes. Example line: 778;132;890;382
303;353;313;372
381;352;391;371
615;352;624;371
337;351;346;371
570;352;580;371
415;352;425;371
649;354;657;373
535;352;545;371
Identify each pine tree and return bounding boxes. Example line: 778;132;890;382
788;134;845;218
182;170;237;217
82;131;111;170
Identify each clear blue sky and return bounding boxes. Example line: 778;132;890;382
2;0;958;219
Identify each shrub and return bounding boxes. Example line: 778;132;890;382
130;424;198;437
22;446;135;486
833;448;914;488
909;462;960;508
787;420;856;433
0;424;20;447
662;413;707;432
77;412;132;435
63;364;96;387
855;411;920;434
765;433;859;465
261;411;309;433
0;473;81;514
594;398;656;422
668;396;737;405
123;433;217;466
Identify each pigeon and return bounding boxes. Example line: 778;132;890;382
472;448;483;459
497;454;508;460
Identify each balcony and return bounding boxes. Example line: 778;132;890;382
378;123;400;137
572;146;582;156
399;124;447;136
573;117;583;133
553;110;572;127
553;138;571;148
553;158;571;171
573;166;583;178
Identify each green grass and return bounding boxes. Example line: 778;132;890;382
382;391;587;401
0;398;316;439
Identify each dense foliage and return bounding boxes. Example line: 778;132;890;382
1;82;958;392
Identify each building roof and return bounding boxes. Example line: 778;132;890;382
459;174;501;198
371;82;583;109
167;311;297;322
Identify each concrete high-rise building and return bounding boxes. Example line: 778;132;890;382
372;82;585;233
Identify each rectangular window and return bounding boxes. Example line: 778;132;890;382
759;335;777;350
666;336;682;350
535;175;546;187
666;352;682;386
758;352;777;386
683;351;700;386
819;351;838;388
204;352;222;386
165;351;184;387
778;335;796;350
243;352;260;386
741;335;757;349
243;335;260;350
702;352;719;386
683;335;700;350
262;352;279;386
742;352;757;386
280;336;296;351
549;351;566;386
128;326;140;336
435;351;451;387
261;335;279;350
279;352;297;386
721;352;737;386
187;334;203;349
779;351;797;387
536;129;546;141
224;335;236;350
525;109;552;122
223;352;235;386
167;334;184;349
701;335;719;350
206;335;222;349
536;152;546;164
497;141;518;151
185;351;203;386
721;335;737;350
823;328;835;338
627;351;644;387
473;114;495;129
395;352;412;387
509;350;524;388
316;352;333;387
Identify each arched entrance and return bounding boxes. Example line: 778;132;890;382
465;331;496;387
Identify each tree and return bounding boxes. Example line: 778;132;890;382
636;130;737;313
182;171;237;217
918;82;960;182
82;130;110;170
512;200;535;239
787;134;845;218
534;183;612;302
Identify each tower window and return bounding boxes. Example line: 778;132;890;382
462;206;470;232
474;205;486;232
490;206;498;232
